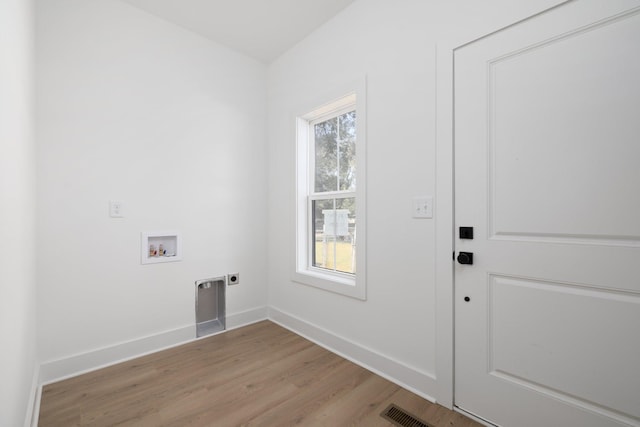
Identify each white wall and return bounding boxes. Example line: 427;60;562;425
267;0;563;403
36;0;268;368
30;0;568;408
0;0;38;425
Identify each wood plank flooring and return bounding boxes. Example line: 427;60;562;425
38;321;482;427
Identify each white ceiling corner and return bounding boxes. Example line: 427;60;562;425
119;0;356;63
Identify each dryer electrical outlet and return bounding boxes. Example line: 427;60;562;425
227;273;240;285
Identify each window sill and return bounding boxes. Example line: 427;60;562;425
292;269;365;300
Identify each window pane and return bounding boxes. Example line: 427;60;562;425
314;117;338;192
314;110;356;193
312;198;334;270
338;111;356;191
312;197;356;274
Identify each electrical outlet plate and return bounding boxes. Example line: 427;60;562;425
227;273;240;285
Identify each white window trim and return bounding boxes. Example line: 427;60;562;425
293;79;367;300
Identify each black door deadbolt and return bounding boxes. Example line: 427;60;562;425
457;252;473;265
459;227;474;239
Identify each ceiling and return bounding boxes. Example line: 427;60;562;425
120;0;356;63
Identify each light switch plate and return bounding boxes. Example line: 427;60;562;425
109;200;124;218
413;196;433;218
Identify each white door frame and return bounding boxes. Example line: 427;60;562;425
433;1;572;409
434;36;459;409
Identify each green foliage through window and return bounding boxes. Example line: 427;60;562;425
314;111;356;193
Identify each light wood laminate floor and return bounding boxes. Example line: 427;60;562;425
39;321;482;426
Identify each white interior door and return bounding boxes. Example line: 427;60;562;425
454;1;640;426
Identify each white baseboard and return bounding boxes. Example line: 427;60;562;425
24;363;40;427
39;325;195;386
38;306;268;386
267;307;438;403
226;305;268;330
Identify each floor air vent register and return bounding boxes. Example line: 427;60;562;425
380;404;433;427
